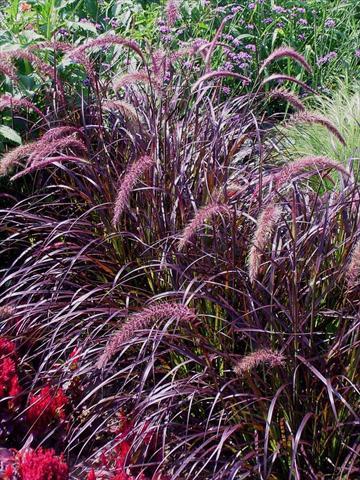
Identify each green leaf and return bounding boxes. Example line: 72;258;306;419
67;20;98;34
0;126;22;145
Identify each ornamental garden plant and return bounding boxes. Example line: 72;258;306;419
0;1;359;479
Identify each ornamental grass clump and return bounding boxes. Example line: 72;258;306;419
0;33;359;479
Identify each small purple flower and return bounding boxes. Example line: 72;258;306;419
223;62;234;71
246;23;254;30
159;25;170;33
183;60;192;69
222;86;230;95
325;18;336;29
232;37;242;47
237;52;252;61
58;28;69;36
298;18;308;26
110;19;119;28
82;78;90;87
239;62;249;69
162;34;172;43
264;17;273;24
273;6;286;14
356;49;360;58
231;6;242;14
298;34;306;41
248;3;256;10
245;44;256;52
297;7;306;14
276;22;285;28
317;51;337;66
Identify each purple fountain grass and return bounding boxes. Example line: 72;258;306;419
113;70;161;92
192;71;250;92
97;303;197;368
205;17;229;71
346;240;360;289
288;111;346;145
0;95;47;122
68;34;145;63
166;0;180;27
261;74;317;94
1;49;65;103
28;136;87;165
259;46;312;74
0;306;15;320
102;100;138;121
234;348;285;376
0;58;17;81
41;126;81;142
267;88;305;111
151;49;167;76
28;41;72;53
10;156;88;181
112;155;154;226
0;143;35;176
273;156;350;190
256;156;351;197
178;202;231;250
248;203;281;283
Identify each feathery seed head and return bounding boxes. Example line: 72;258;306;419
178;202;231;250
260;46;312;74
113;155;154;226
97;303;196;368
248;203;281;283
234;348;285;376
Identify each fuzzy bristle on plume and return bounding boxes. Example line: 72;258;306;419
178;202;231;250
192;71;250;92
102;100;138;121
234;349;285;376
28;136;87;165
261;74;316;94
166;0;180;27
68;34;144;62
346;240;360;289
267;89;305;111
0;95;47;122
248;203;281;283
41;127;81;142
112;155;154;226
288;111;346;145
260;46;312;74
11;156;88;181
0;144;34;176
97;303;197;368
113;70;161;92
256;156;350;197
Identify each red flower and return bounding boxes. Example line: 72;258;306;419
19;448;68;480
0;337;16;358
27;386;68;430
0;337;21;409
115;441;131;471
87;469;97;480
112;471;134;480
